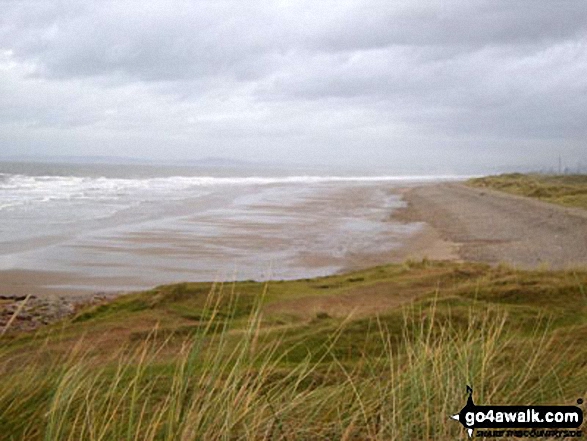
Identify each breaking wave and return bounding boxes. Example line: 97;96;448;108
0;173;467;211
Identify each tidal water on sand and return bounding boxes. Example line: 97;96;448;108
0;162;462;296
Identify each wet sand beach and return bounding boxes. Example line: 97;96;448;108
3;179;587;331
3;180;587;305
0;181;425;299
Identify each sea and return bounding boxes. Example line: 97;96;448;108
0;161;465;296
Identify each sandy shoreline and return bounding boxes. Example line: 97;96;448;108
393;182;587;269
3;180;587;331
4;180;587;301
0;183;420;298
0;179;587;300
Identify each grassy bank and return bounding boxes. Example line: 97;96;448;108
468;173;587;210
1;261;587;439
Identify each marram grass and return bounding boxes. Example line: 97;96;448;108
468;173;587;210
1;262;587;439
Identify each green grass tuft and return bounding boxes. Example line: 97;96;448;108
1;261;587;439
468;173;587;209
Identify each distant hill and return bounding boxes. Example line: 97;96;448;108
180;157;254;167
0;155;156;165
0;155;259;168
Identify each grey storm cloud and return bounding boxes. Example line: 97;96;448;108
1;0;586;170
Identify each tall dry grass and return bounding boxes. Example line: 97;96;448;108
0;288;584;440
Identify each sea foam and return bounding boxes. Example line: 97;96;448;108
0;173;465;211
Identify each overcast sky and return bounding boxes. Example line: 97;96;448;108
1;0;586;172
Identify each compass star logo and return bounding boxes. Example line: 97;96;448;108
450;385;476;438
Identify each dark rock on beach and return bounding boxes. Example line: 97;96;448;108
0;292;113;334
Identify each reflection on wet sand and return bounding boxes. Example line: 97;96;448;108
0;182;436;298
